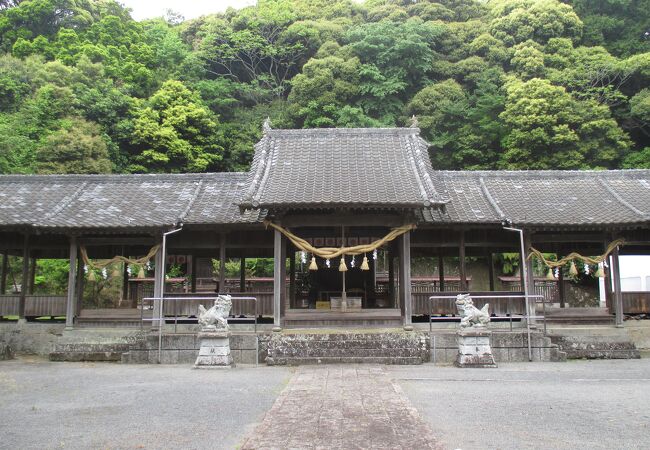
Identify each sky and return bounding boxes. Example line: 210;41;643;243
119;0;257;21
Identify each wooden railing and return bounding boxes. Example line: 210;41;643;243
0;294;66;316
160;291;274;317
413;291;526;316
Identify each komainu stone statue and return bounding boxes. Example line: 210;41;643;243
455;293;490;328
198;295;232;331
454;293;496;368
195;295;234;369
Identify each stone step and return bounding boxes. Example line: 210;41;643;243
266;356;423;366
266;331;429;365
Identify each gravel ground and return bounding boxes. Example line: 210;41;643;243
0;357;291;450
2;358;650;450
390;359;650;450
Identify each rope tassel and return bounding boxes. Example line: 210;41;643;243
339;257;347;272
360;255;370;271
309;256;318;271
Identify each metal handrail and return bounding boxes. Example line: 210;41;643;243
427;293;548;363
142;295;259;365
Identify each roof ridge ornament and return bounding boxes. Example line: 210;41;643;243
410;115;419;128
263;116;272;134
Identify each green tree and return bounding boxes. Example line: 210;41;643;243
36;117;112;173
499;77;629;169
127;80;223;173
489;0;583;46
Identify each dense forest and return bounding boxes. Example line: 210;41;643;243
0;0;648;175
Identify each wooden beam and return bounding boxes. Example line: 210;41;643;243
280;214;405;228
0;250;7;295
611;245;624;327
273;229;282;330
19;234;29;319
65;236;78;329
459;231;467;291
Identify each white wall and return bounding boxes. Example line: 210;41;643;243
599;255;650;305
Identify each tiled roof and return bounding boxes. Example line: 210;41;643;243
1;125;649;231
0;173;264;230
239;127;446;211
422;170;650;227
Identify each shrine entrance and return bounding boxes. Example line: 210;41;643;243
277;223;411;328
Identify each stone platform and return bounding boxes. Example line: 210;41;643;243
455;328;497;368
194;330;234;368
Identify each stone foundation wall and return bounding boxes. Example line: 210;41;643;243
430;331;566;363
121;333;268;365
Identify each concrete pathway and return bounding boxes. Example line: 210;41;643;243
241;365;442;450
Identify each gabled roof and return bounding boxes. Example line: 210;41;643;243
0;173;264;230
239;127;447;211
422;170;650;227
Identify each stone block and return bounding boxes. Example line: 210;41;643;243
491;332;523;348
430;334;457;348
508;347;527;362
240;349;259;365
492;347;509;363
178;350;198;364
195;331;233;368
159;350;180;364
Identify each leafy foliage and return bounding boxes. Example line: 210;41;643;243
0;0;647;174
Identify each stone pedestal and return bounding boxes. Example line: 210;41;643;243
455;328;497;368
194;330;233;369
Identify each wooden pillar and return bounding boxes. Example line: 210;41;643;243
437;250;445;292
28;257;36;295
603;255;613;311
459;230;467;291
399;232;413;328
388;248;395;307
273;229;283;330
486;251;495;292
75;256;84;316
122;261;131;306
218;233;226;293
289;252;295;308
64;236;78;329
152;238;163;330
523;231;536;326
190;255;197;293
0;250;7;295
18;234;29;319
611;245;624;327
239;257;246;293
557;260;566;308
